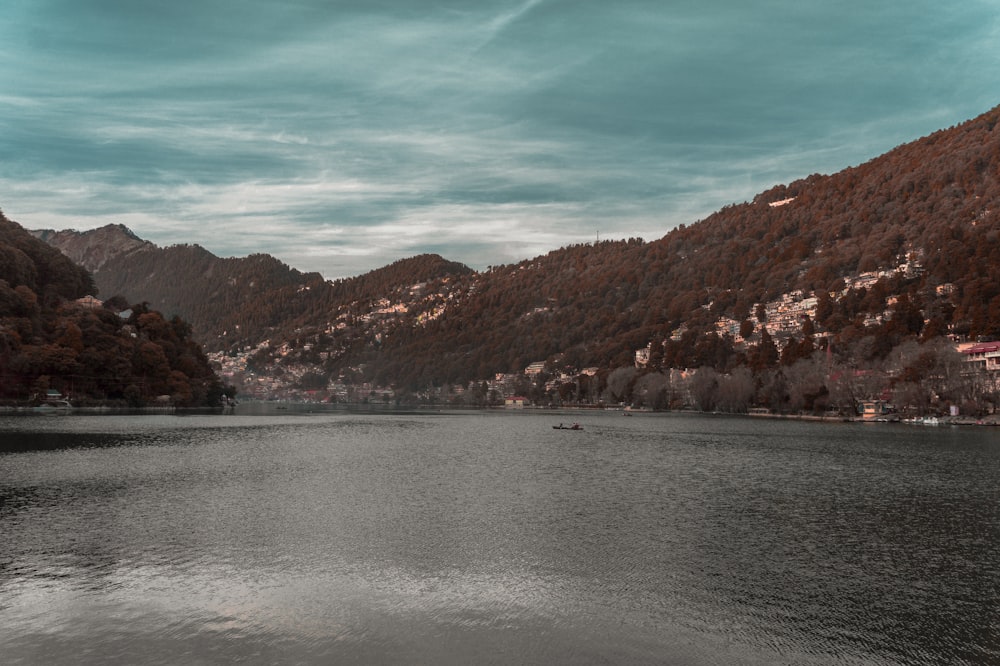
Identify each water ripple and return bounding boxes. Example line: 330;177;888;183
1;412;998;664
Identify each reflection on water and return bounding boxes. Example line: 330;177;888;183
1;412;998;665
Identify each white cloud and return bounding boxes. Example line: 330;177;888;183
2;1;999;280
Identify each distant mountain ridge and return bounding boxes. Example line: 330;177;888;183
30;224;152;272
28;103;1000;400
30;226;311;344
32;225;474;350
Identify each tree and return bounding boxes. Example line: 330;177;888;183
604;367;637;404
716;367;754;413
884;293;924;339
134;341;172;396
633;371;669;409
168;370;194;406
647;338;665;371
784;356;828;413
756;369;789;412
103;294;130;311
748;328;779;371
124;384;144;408
690;366;719;411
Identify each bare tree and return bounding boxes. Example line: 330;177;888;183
888;337;971;413
892;380;931;415
756;368;789;412
690;366;719;412
716;367;754;413
604;366;638;405
784;356;828;413
633;371;669;409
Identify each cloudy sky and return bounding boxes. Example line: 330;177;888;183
2;1;998;279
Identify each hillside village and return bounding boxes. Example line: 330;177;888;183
19;105;1000;416
706;258;928;350
206;252;986;416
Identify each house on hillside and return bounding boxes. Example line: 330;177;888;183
960;342;1000;372
505;396;530;408
74;295;102;309
524;361;546;376
635;344;650;367
959;342;1000;393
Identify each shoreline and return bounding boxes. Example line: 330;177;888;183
4;401;998;426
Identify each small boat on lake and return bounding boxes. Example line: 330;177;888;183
553;423;583;430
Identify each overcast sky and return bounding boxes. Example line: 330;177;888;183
2;1;998;279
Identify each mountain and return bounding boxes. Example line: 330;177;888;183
2;215;94;303
322;104;1000;390
31;226;325;346
1;212;225;407
30;223;152;272
29;104;1000;409
33;226;475;352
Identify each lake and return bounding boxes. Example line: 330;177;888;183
1;410;997;665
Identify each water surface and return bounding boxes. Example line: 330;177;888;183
1;411;997;664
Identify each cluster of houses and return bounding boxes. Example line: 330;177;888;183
710;290;821;349
204;254;1000;413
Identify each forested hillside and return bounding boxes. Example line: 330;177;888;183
30;104;1000;410
36;226;474;352
0;213;225;407
364;105;1000;387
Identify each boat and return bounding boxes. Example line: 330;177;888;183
904;415;941;426
553;423;583;430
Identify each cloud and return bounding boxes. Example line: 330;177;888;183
1;1;999;280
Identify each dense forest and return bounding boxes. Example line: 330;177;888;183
0;213;225;407
29;103;1000;413
364;104;1000;388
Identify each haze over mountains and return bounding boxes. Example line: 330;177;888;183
24;104;1000;405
